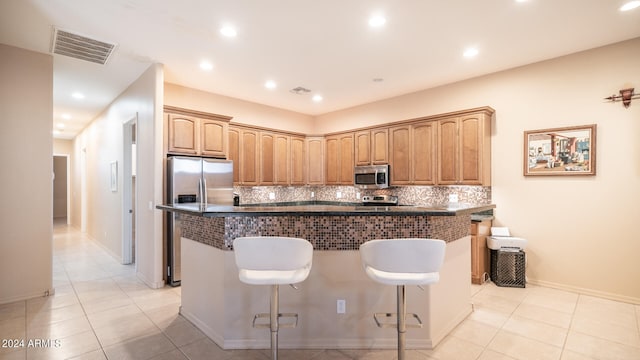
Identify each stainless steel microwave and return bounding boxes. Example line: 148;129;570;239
354;164;390;189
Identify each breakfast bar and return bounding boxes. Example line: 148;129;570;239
157;202;494;350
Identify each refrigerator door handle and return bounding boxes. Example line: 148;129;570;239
202;177;208;207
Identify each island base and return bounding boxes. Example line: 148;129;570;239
180;236;471;350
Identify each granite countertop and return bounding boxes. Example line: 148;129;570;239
157;201;495;217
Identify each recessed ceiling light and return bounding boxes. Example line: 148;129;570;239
373;78;384;82
265;80;277;89
56;123;65;129
220;26;237;37
53;130;62;135
61;113;71;120
620;1;640;11
463;47;479;58
312;95;323;102
368;15;386;28
72;92;85;99
200;61;214;71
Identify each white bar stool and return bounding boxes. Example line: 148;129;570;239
233;236;313;360
359;238;446;360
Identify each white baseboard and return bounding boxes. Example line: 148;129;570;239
527;279;640;305
0;287;55;305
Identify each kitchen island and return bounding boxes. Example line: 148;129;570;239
157;202;494;350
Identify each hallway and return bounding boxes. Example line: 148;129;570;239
1;224;639;359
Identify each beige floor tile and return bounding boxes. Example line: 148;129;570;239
465;306;510;328
26;291;79;314
512;302;572;329
502;315;568;347
306;349;357;359
471;291;521;315
27;315;92;340
477;349;517;360
564;331;640;360
521;288;578;314
26;330;101;360
478;283;531;302
0;301;25;322
560;350;598;360
267;348;325;360
80;293;135;315
103;331;177;360
449;318;500;347
149;349;189;360
86;303;143;330
421;335;484;360
26;303;86;328
131;290;181;312
68;349;107;359
143;303;185;330
487;331;562;360
573;296;638;331
0;348;26;360
179;337;231;360
227;349;271;359
92;313;159;348
570;316;640;348
163;319;206;347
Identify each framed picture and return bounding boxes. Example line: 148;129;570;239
110;161;118;191
524;124;596;176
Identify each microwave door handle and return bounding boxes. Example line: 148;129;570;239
374;169;378;184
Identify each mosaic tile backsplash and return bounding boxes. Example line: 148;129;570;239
180;213;471;251
234;185;491;206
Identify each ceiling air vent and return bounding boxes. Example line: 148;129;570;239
51;27;116;65
290;86;311;95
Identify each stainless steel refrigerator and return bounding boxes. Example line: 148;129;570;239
166;156;234;286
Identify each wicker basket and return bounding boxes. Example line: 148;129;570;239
490;249;526;288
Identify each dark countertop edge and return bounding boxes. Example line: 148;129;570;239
156;203;496;218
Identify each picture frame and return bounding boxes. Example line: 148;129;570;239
524;124;596;176
110;161;118;191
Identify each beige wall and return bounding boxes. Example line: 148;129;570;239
71;64;165;288
0;44;53;304
315;38;640;302
164;83;315;134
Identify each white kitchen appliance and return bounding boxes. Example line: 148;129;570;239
487;227;527;250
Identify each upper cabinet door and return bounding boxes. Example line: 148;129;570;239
201;119;228;158
307;137;324;185
338;133;354;184
168;114;198;155
290;136;306;185
325;136;340;184
412;121;436;185
371;128;388;165
260;132;275;185
389;125;411;185
437;118;459;185
274;134;290;185
354;131;371;166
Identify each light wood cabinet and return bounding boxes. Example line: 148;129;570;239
167;114;198;155
165;106;230;157
355;129;388;166
389;122;436;185
326;133;354;185
307;137;324;185
274;134;290;185
260;132;275;184
471;219;492;285
437;111;491;185
228;126;260;185
290;136;306;185
389;125;411;184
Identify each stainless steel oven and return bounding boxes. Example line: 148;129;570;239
354;164;390;189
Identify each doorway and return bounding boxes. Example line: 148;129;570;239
122;115;138;265
53;155;69;225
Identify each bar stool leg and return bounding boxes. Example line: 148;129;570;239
397;285;406;360
270;284;279;360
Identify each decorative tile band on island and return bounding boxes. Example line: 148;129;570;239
179;213;471;251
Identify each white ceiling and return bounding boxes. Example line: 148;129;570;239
1;0;639;140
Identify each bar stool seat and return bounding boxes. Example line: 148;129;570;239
360;238;446;360
233;236;313;360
